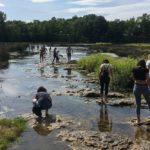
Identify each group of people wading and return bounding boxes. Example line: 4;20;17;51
99;56;150;125
32;44;149;126
38;45;73;64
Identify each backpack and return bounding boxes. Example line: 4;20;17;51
101;65;109;78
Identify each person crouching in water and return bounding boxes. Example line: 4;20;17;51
132;59;150;125
32;86;52;118
99;59;113;103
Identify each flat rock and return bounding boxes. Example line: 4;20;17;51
58;130;133;150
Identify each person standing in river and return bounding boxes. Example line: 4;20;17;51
52;47;57;64
99;59;113;103
66;46;73;62
132;59;150;125
40;46;46;63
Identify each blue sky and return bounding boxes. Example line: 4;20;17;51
0;0;150;21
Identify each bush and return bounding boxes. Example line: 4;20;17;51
78;53;137;91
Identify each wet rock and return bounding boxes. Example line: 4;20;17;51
68;60;78;64
82;91;100;97
132;140;150;150
129;117;150;126
79;70;88;74
108;92;125;98
109;99;134;106
86;73;96;78
58;130;133;150
63;67;72;70
96;99;134;106
22;113;75;133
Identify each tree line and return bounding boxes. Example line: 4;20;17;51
0;11;150;43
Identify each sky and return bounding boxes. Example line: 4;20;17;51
0;0;150;21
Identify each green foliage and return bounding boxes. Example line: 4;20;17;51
0;117;27;150
1;11;150;43
78;53;137;91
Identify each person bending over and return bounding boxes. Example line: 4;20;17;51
32;86;52;118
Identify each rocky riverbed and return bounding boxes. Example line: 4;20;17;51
0;47;150;150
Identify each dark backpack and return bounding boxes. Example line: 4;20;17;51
101;65;109;78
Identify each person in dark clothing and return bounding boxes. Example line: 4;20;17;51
66;46;73;62
99;59;113;103
56;50;60;63
132;59;150;125
52;48;57;64
40;46;46;63
32;86;52;118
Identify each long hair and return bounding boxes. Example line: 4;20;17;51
37;86;47;92
137;59;146;68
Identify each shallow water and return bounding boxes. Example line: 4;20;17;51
0;46;150;149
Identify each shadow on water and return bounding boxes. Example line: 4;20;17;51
33;114;56;136
53;66;59;74
66;68;72;75
98;104;112;132
134;125;150;141
39;66;45;76
0;60;9;69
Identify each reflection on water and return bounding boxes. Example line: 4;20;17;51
134;126;150;141
98;105;112;132
33;114;56;136
0;61;9;69
39;67;45;76
53;67;59;74
67;69;72;75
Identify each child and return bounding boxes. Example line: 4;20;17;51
32;86;52;118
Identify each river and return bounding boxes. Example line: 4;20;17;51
0;46;149;150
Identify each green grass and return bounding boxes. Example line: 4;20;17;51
124;43;150;47
78;53;137;91
0;117;27;150
95;42;112;46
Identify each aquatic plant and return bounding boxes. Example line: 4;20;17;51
0;117;27;150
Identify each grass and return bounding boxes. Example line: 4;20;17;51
0;117;27;150
124;43;150;47
78;53;137;91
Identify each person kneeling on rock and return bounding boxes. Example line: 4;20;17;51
32;86;52;118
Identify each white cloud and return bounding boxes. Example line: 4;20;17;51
66;2;150;20
0;3;5;7
71;0;113;6
31;0;54;3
